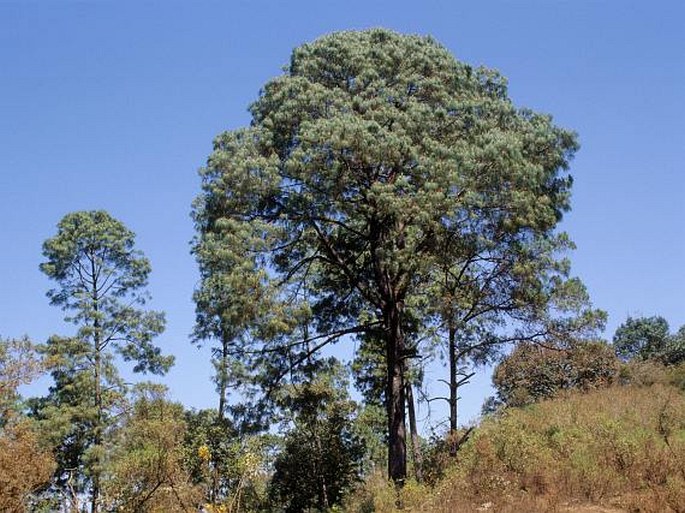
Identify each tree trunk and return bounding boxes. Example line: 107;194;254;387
385;304;407;486
314;422;330;510
91;256;101;513
448;323;458;456
405;382;423;482
218;333;228;422
91;348;101;513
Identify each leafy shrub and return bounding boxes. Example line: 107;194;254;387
493;340;619;407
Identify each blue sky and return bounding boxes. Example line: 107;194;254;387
1;1;683;427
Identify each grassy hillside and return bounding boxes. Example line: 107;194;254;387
345;383;685;513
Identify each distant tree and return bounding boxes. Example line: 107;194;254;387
269;360;364;513
667;326;685;366
191;226;260;426
613;316;685;365
613;316;670;362
190;208;274;507
0;336;43;419
36;210;172;513
102;385;202;513
431;262;604;443
353;403;388;474
193;29;600;484
492;340;619;407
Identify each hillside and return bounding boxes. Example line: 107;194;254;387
345;383;685;513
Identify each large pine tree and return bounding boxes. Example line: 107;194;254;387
193;29;598;484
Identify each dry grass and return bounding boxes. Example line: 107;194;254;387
344;384;685;513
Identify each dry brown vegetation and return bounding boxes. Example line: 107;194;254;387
0;419;55;513
344;382;685;513
0;337;55;512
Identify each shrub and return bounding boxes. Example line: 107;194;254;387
493;340;619;407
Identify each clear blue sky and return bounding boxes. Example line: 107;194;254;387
1;1;683;427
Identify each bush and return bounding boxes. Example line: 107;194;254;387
493;340;619;407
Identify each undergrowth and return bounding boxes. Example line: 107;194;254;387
343;383;685;513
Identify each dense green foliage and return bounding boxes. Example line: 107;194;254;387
269;362;365;512
613;315;685;365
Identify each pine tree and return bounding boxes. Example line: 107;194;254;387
194;29;600;484
36;210;172;512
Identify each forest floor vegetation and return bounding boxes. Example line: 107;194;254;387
343;377;685;513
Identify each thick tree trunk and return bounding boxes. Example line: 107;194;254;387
405;382;423;482
385;304;407;486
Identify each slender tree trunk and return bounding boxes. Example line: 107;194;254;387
313;422;329;510
210;332;232;503
91;348;101;513
448;323;458;456
90;257;102;513
385;303;407;486
405;382;423;482
218;333;228;422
